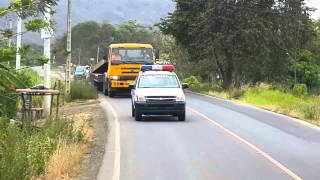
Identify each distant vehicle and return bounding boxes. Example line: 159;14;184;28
91;43;158;97
130;65;189;121
74;66;87;80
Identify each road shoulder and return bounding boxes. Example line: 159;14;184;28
61;101;108;180
187;91;320;131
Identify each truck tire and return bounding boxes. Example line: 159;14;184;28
135;110;142;121
178;111;186;121
106;81;114;97
103;80;108;96
108;90;114;98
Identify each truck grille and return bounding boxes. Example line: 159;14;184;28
119;76;137;80
121;68;140;74
146;96;176;104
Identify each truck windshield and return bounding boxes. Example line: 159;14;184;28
111;48;153;65
138;75;180;88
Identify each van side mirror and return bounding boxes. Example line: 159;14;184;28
129;84;135;90
182;83;189;89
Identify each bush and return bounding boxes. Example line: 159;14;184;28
70;80;98;101
292;84;308;97
0;69;42;118
0;117;84;180
182;76;201;90
19;69;43;88
303;101;320;120
228;88;245;99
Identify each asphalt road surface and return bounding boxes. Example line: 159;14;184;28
97;93;320;180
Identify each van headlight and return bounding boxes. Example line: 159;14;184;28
136;96;146;102
176;96;185;102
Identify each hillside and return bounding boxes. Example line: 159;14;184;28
0;0;175;43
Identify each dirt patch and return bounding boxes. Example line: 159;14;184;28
60;101;108;180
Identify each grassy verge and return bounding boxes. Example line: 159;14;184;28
0;112;93;180
67;80;98;102
183;76;320;126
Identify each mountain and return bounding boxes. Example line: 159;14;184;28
54;0;174;31
0;0;175;44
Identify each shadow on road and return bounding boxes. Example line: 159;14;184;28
139;115;186;123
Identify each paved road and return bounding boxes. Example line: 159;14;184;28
97;93;320;180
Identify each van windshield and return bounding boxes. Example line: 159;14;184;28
75;66;85;72
138;75;180;88
111;48;153;65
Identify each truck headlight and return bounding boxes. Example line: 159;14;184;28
176;96;185;102
110;76;119;80
136;96;146;102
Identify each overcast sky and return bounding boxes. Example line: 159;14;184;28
308;0;320;19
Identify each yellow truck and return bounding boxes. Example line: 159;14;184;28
91;43;156;97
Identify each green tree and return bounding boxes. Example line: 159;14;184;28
0;0;59;117
53;21;160;65
160;0;314;89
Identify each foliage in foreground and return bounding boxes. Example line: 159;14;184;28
69;80;98;101
0;117;84;180
0;68;43;118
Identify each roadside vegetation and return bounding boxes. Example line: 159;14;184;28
68;80;98;101
0;1;96;179
0;113;93;180
158;1;320;126
183;76;320;125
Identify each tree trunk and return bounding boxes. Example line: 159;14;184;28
222;54;233;89
234;60;241;88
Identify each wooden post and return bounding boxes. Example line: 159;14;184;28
56;93;60;119
28;95;32;123
21;94;26;125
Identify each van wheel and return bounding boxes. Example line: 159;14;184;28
131;102;135;117
178;111;186;121
135;111;142;121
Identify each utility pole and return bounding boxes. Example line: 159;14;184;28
7;20;12;47
66;0;72;94
16;17;22;70
96;46;100;63
42;7;53;116
78;48;81;65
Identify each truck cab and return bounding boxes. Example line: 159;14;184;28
103;43;155;97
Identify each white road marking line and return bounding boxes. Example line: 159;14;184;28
105;99;121;180
189;91;320;131
188;107;303;180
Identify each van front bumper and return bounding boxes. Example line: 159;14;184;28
135;102;186;115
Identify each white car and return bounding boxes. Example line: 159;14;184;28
130;65;189;121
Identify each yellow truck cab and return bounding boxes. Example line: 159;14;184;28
102;43;155;97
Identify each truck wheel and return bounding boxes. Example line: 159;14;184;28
109;90;114;98
178;111;186;121
131;102;135;117
103;81;108;96
107;82;114;97
135;110;142;121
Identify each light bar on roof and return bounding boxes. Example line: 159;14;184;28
141;65;175;72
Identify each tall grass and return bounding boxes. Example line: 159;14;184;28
240;88;320;124
69;80;98;101
0;117;85;180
